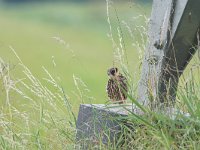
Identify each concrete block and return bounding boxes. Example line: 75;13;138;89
76;104;136;148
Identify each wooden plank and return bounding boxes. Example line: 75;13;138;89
138;0;200;108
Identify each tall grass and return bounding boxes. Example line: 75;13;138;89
0;47;77;149
119;62;200;149
89;1;200;149
1;1;200;150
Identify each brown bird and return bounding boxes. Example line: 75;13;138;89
106;67;128;104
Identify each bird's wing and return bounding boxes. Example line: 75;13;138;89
119;75;128;91
106;79;116;100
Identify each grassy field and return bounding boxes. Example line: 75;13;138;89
1;1;200;150
0;1;152;149
0;2;151;107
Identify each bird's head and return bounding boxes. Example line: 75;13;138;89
107;67;119;79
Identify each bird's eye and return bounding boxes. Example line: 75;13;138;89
111;69;115;75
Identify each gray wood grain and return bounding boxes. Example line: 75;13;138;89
138;0;200;108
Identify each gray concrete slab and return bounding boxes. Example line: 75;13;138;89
75;104;137;149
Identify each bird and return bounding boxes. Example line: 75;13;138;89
106;67;128;104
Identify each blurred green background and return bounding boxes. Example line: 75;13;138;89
3;1;200;149
0;0;151;111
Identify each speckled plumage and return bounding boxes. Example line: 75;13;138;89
106;73;128;104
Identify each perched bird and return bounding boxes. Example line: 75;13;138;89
106;67;128;104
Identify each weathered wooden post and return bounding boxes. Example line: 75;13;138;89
138;0;200;108
76;0;200;147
